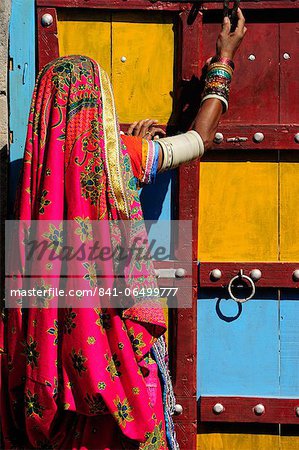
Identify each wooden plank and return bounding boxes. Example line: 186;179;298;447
197;295;279;398
200;397;299;424
37;0;194;11
174;162;201;448
57;9;112;76
280;425;299;450
280;23;299;124
197;423;280;450
37;0;299;10
174;420;197;449
209;125;299;151
37;7;59;70
111;11;175;124
198;161;279;262
202;20;280;125
280;162;299;261
280;291;299;398
180;9;202;81
199;263;299;289
200;2;299;9
140;172;174;253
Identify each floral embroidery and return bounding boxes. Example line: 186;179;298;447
84;393;107;414
143;353;156;365
25;389;44;418
132;387;140;395
140;421;165;450
63;308;77;334
83;262;97;287
95;308;111;333
80;167;102;206
45;377;59;398
38;189;51;214
113;396;134;429
87;336;96;345
74;216;92;242
52;376;58;398
128;328;146;357
97;381;106;390
47;319;58;345
118;342;124;350
22;336;40;368
105;353;121;381
70;348;87;376
33;280;54;308
42;222;63;255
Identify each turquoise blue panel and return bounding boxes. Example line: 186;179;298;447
9;0;35;207
280;290;299;398
197;288;279;398
140;171;176;257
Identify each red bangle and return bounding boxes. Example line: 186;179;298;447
211;55;235;71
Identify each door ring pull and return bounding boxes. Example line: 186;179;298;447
227;269;256;303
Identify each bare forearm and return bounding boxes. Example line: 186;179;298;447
192;98;223;152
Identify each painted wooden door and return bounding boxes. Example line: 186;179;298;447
25;1;201;448
10;1;299;449
39;6;178;249
197;5;299;450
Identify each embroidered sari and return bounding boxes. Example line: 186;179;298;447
2;56;178;449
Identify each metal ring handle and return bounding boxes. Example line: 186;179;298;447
227;269;256;303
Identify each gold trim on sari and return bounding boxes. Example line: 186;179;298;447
97;64;130;219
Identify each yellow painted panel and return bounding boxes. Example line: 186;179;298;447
198;162;279;261
112;12;174;124
280;436;299;450
57;10;111;76
280;163;299;261
197;433;279;450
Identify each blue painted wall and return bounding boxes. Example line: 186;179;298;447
9;0;35;211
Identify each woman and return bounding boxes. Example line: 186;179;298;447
2;8;246;450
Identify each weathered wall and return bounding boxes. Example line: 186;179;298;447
0;0;10;207
0;0;10;159
0;0;10;316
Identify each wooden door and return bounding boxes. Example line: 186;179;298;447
36;1;201;448
10;1;299;449
196;4;299;450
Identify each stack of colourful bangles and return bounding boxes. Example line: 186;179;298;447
201;55;235;113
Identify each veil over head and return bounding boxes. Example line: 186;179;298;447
4;55;173;448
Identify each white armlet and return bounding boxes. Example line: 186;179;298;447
158;130;205;172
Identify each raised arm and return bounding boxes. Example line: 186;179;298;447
192;8;247;152
126;8;247;174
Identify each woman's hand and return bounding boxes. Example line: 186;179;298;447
127;119;166;141
216;7;247;60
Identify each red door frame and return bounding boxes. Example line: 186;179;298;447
37;1;202;447
36;0;299;445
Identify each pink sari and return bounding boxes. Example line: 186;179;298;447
2;56;177;449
